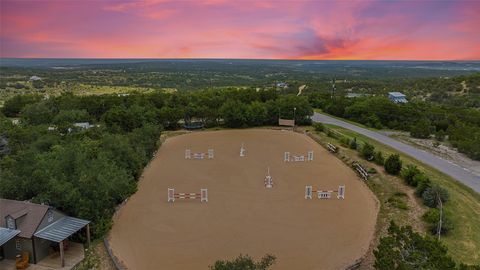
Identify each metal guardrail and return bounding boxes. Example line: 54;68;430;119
353;162;369;181
327;143;338;153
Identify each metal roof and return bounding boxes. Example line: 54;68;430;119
388;92;406;97
0;227;21;246
34;216;89;243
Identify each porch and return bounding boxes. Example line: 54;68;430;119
0;242;85;270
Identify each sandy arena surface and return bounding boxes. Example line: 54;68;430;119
109;129;378;270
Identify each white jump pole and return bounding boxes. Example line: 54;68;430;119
337;185;345;199
284;151;290;162
240;143;246;157
208;149;214;159
264;167;273;188
185;149;191;159
305;186;313;199
201;188;208;202
168;188;175;202
307;151;314;161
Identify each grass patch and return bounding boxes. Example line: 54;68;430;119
320;124;480;264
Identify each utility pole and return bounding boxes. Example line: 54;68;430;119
331;77;336;99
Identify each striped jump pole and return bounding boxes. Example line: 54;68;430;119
168;188;208;203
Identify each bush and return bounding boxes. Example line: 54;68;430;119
313;122;325;132
340;137;350;147
361;142;375;160
422;208;453;235
374;151;385;165
411;119;432;139
414;174;431;197
422;185;449;208
401;165;421;186
210;254;276;270
349;137;358;149
384;154;402;175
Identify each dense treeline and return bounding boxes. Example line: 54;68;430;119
309;93;480;160
0;89;312;236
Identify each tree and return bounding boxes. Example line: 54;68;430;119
220;99;248;128
423;208;453;235
246;101;267;126
384;154;402;175
401;165;421;186
374;221;456;270
411;119;432;139
2;94;41;117
210;254;276;270
422;185;449;208
361;142;375;160
21;102;54;125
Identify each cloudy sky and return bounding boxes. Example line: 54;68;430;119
1;0;479;59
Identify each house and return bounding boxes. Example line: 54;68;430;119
73;122;95;129
276;82;288;88
29;76;42;81
0;199;90;267
388;92;408;103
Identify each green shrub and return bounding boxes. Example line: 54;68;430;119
415;175;432;197
313;122;325;132
384;154;402;175
349;137;358;150
210;254;276;270
422;208;453;235
374;151;385;165
361;142;375;160
422;185;449;208
401;165;421;186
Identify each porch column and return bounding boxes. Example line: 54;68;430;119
59;240;65;267
86;224;91;247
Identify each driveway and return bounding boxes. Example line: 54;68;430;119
312;112;480;194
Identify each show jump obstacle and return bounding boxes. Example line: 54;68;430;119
305;185;345;199
185;149;214;160
264;167;273;188
240;143;246;157
168;188;208;202
284;151;314;162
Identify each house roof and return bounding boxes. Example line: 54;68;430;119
0;199;49;238
388;92;406;97
34;216;89;243
0;227;21;246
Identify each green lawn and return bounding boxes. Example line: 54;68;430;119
318;124;480;265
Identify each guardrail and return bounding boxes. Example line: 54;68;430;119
353;162;369;181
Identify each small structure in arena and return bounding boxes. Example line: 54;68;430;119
168;188;208;203
305;185;345;200
240;143;246;157
264;167;273;188
185;149;214;160
284;151;313;162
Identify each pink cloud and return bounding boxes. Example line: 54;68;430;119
0;0;479;59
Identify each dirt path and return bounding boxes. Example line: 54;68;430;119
109;129;378;270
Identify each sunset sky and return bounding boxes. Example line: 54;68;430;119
1;0;479;60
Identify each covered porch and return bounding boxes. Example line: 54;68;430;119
0;241;85;270
34;216;90;268
0;242;85;270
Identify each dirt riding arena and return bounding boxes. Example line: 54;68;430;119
109;129;378;269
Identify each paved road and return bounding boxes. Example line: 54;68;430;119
312;112;480;194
